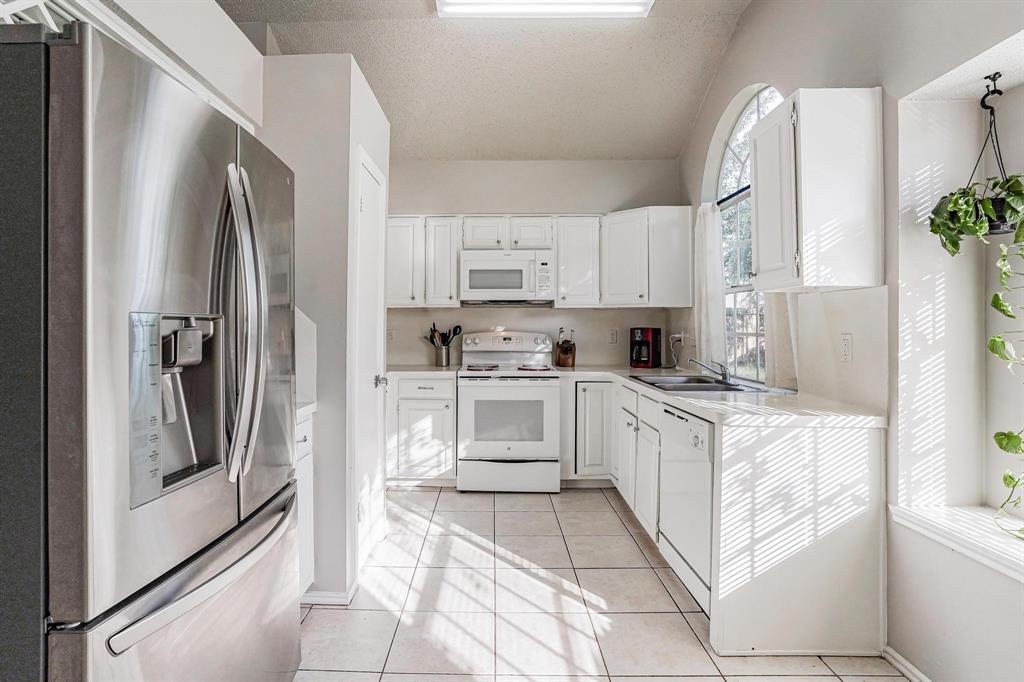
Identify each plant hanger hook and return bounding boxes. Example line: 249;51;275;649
980;71;1003;112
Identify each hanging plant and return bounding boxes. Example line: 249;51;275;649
927;73;1024;539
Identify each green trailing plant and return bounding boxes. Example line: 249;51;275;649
927;73;1024;539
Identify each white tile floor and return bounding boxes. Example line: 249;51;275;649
297;487;906;682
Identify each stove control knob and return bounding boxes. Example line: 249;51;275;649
471;337;481;345
533;336;542;345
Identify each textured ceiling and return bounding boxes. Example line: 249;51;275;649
216;0;751;160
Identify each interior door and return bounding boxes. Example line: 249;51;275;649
424;217;460;307
601;209;649;305
634;422;660;538
351;149;389;568
386;217;424;307
750;98;799;289
238;129;296;520
556;217;601;306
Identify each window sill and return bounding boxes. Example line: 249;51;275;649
889;505;1024;583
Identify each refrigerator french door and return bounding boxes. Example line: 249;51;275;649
0;22;297;681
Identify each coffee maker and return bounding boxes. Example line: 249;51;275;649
629;327;662;368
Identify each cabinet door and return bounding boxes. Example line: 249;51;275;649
634;422;660;538
296;453;315;593
575;383;613;476
386;217;425;307
463;216;510;250
600;209;649;305
425;217;460;307
510;216;554;249
397;399;454;478
750;99;799;290
616;408;637;508
556;216;600;307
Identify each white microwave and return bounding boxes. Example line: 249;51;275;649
459;250;554;303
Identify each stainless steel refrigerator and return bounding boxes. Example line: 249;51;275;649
0;21;299;681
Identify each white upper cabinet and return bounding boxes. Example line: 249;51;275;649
556;216;601;307
600;207;692;307
601;208;649;305
463;216;510;249
424;217;461;307
386;216;425;307
510;216;554;249
750;87;883;291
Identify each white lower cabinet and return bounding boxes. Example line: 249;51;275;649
575;382;613;476
295;415;315;594
615;407;637;508
633;421;660;538
386;373;456;481
396;399;454;478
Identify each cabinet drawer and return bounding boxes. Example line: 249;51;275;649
398;378;455;399
616;384;638;415
295;418;313;461
638;395;661;427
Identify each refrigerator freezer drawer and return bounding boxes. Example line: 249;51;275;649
48;484;300;682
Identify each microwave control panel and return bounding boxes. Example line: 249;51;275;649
536;257;552;296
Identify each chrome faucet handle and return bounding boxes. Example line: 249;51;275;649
687;357;730;382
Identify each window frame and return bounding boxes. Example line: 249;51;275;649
715;86;782;383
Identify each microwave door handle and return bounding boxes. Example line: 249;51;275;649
225;164;259;483
528;260;536;294
238;167;270;476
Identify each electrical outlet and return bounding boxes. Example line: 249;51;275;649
839;333;853;362
608;329;618;344
386;329;395;342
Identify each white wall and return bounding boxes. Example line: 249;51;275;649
387;159;689;367
390;160;683;214
258;54;390;598
674;2;1024;678
986;84;1024;513
897;99;987;507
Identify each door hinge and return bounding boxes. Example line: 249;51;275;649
360;195;365;212
374;374;388;388
794;250;801;276
790;103;798;127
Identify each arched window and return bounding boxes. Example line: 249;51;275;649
717;86;783;382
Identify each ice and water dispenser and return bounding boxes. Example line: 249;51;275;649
129;312;224;508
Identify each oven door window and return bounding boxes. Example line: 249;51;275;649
474;399;544;442
467;268;523;291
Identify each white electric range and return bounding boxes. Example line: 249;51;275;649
456;331;561;492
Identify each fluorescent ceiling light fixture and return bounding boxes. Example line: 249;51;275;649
436;0;655;19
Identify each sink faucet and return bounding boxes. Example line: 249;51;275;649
688;358;731;383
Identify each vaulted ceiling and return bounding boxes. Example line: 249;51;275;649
216;0;751;160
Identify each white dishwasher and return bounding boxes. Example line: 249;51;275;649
658;405;713;610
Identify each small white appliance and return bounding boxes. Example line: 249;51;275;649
457;331;560;492
459;250;554;303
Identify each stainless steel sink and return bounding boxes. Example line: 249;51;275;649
629;375;716;386
630;375;763;393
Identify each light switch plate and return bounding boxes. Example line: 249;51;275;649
839;333;853;362
386;329;395;342
608;329;618;344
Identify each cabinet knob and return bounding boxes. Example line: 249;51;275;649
496;239;502;245
748;271;758;278
449;295;453;300
514;239;519;245
581;388;587;393
445;404;450;409
638;293;645;299
410;295;416;300
561;296;567;301
297;435;309;444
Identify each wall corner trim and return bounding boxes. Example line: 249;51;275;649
302;588;355;606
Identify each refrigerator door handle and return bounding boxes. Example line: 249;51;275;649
107;492;296;655
225;163;260;483
238;166;270;476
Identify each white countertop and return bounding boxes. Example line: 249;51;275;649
387;364;458;375
558;366;886;429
